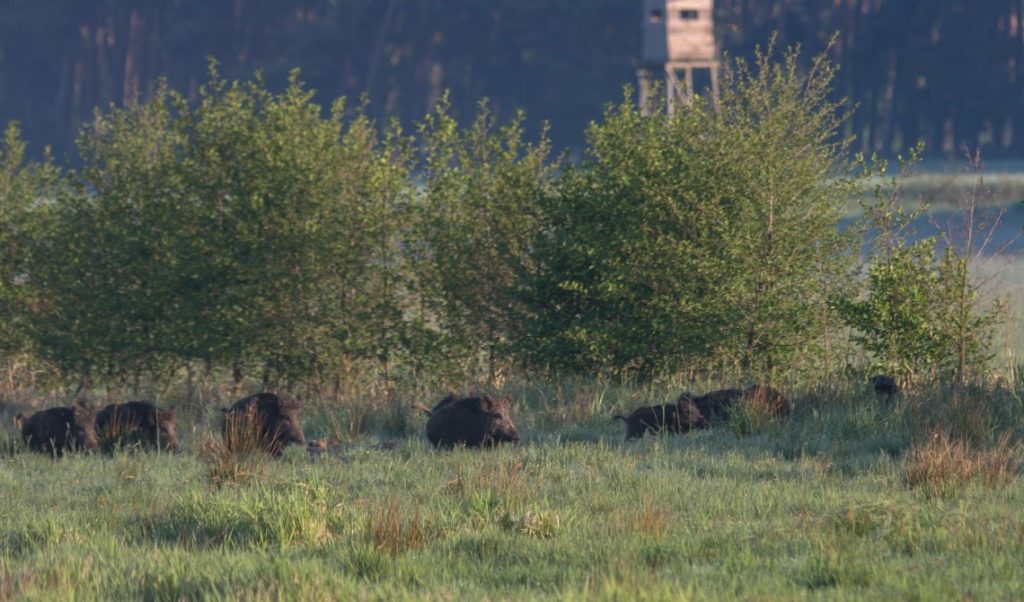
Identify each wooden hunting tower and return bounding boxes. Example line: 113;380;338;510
638;0;719;111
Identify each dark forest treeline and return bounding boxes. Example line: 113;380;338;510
3;0;1024;160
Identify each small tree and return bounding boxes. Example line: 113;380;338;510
177;68;413;385
518;91;723;376
835;151;1004;383
407;95;557;379
24;88;189;383
521;42;862;379
710;44;862;375
0;122;57;359
931;155;1007;383
24;68;414;388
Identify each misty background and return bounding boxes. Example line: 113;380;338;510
2;0;1022;163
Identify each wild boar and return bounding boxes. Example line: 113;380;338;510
871;375;900;400
677;384;788;426
16;404;98;456
689;388;744;424
413;394;520;448
221;392;305;455
742;384;790;418
96;401;179;453
614;403;694;439
675;394;709;430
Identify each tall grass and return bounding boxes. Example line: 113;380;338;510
3;423;1024;599
3;369;1024;598
364;499;426;556
198;413;269;487
903;429;1022;497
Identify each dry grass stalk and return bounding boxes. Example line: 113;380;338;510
199;413;268;487
366;499;425;556
632;498;670;538
472;459;531;511
734;396;773;434
903;428;1021;495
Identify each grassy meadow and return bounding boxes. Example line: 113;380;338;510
3;41;1024;600
3;377;1024;601
2;240;1024;601
1;172;1021;600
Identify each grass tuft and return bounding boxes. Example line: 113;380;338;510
500;508;568;538
607;496;671;539
364;499;426;556
903;428;1021;496
198;415;268;487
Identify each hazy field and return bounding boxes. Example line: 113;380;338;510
3;382;1024;601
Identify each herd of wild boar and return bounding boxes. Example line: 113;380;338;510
10;376;900;456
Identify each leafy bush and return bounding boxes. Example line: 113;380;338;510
836;152;1004;384
405;95;558;378
0;122;57;360
519;44;861;378
0;43;1009;391
21;68;411;387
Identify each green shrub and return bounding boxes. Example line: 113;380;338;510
519;43;862;378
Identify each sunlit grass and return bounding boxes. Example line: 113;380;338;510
2;380;1024;600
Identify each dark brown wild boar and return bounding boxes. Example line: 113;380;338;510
413;394;520;448
688;388;743;424
675;394;709;430
871;375;899;400
678;384;788;426
221;392;305;456
614;403;694;439
742;384;790;418
96;401;179;453
16;404;98;456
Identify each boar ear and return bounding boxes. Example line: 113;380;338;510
14;413;25;428
492;396;513;412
